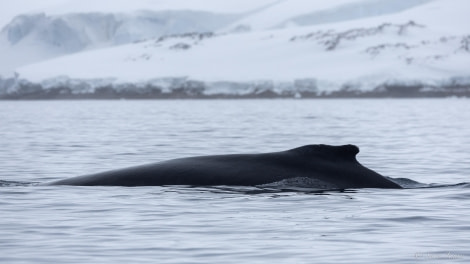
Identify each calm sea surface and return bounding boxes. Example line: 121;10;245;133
0;99;469;263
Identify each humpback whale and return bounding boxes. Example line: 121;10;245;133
49;144;401;189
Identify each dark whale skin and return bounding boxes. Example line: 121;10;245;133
48;144;401;189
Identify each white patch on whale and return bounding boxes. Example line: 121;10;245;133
258;177;339;189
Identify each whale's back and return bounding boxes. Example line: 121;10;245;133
49;145;402;188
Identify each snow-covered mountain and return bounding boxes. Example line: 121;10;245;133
0;11;239;74
1;0;469;98
0;0;278;76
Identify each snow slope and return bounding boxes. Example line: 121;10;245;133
2;0;470;98
0;11;240;75
222;0;433;31
0;0;280;76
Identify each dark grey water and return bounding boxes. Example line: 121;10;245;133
1;99;469;263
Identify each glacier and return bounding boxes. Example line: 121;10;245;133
0;0;469;98
0;10;240;76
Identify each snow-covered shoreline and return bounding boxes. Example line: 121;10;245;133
2;75;469;99
1;0;469;99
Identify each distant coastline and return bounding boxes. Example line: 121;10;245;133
1;83;469;99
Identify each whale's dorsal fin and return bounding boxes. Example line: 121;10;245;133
288;144;359;161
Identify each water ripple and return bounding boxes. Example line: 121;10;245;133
1;99;470;263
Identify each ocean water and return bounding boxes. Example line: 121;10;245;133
0;99;469;263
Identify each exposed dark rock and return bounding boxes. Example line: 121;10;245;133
291;21;425;51
156;32;216;43
170;43;191;50
460;35;470;52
